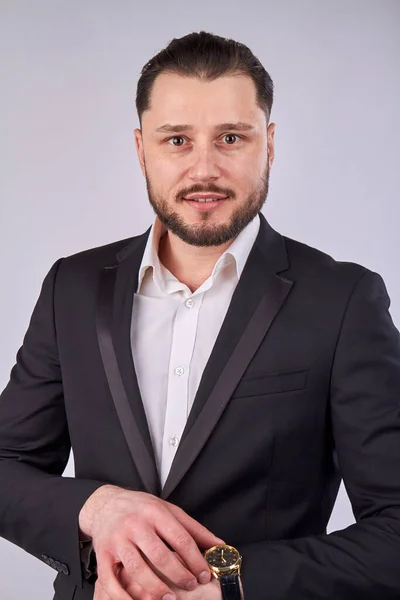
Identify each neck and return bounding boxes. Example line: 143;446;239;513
158;230;234;293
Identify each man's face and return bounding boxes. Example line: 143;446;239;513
134;72;275;247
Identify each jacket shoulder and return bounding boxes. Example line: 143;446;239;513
53;232;147;288
63;236;136;265
282;235;370;286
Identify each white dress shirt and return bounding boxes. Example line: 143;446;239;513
131;213;260;488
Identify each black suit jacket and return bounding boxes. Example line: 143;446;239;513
1;213;400;600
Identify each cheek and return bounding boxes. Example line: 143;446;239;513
227;163;258;196
227;153;262;182
147;159;181;191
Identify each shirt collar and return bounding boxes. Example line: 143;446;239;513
219;212;260;279
137;217;167;292
137;213;261;293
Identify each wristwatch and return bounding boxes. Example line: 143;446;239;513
204;544;242;600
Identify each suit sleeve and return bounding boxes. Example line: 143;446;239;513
239;269;400;599
0;260;108;589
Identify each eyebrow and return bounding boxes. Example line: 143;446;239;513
154;122;255;134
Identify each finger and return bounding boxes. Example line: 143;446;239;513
93;578;113;600
96;550;141;600
153;509;215;584
118;568;145;598
137;532;198;591
168;504;225;547
174;553;186;567
118;543;179;599
119;565;178;600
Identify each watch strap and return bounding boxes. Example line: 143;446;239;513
219;573;241;600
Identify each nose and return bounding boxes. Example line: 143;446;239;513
187;145;221;182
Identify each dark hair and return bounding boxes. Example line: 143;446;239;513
135;31;274;126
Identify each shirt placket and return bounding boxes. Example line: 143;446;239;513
160;293;203;487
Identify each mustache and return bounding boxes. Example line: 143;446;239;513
177;184;235;200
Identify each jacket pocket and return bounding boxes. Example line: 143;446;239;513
231;368;308;399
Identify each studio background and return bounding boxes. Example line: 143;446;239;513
1;1;399;598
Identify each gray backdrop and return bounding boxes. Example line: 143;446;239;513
1;1;399;598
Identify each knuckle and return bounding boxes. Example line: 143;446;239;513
174;531;191;551
124;555;142;574
143;501;159;520
148;544;169;566
141;530;159;546
121;514;137;530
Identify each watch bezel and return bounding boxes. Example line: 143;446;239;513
204;544;242;578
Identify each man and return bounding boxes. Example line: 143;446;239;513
1;30;400;600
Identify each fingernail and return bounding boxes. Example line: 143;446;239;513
199;570;211;584
185;579;198;591
162;595;175;600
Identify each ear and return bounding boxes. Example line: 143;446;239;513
267;122;275;169
134;128;146;176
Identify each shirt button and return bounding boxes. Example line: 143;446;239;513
169;436;179;447
175;366;185;376
185;298;194;308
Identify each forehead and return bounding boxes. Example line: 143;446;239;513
142;72;264;130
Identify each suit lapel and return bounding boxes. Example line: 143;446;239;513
161;214;293;499
96;214;293;501
96;229;161;496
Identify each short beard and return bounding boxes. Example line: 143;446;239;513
145;163;270;247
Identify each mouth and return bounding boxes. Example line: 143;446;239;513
184;196;228;203
183;196;228;211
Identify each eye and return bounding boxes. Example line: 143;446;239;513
222;134;241;145
167;136;186;147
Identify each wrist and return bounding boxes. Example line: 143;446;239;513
78;484;121;538
213;575;243;600
204;544;242;599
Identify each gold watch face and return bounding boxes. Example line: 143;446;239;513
204;545;241;572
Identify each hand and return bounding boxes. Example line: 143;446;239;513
94;556;244;600
94;565;222;600
164;577;222;600
79;485;225;600
165;576;244;600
